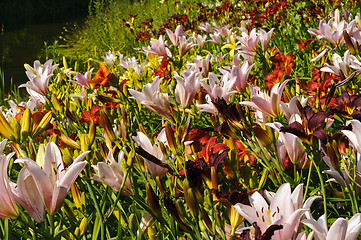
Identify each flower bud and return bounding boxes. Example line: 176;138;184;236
33;111;52;138
51;95;62;111
10;117;21;142
129;213;138;234
54;129;81;150
165;122;177;154
98;110;116;142
0;111;14;140
80;134;90;152
20;108;33;142
146;183;162;218
79;217;88;236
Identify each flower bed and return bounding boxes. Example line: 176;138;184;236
1;0;361;239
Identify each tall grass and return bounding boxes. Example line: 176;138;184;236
56;0;210;62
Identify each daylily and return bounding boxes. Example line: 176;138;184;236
320;50;352;79
129;76;172;118
132;131;168;178
234;183;319;240
201;72;237;102
92;150;132;195
69;68;94;88
302;213;361;240
240;80;288;118
14;142;89;215
174;70;201;108
0;153;19;219
230;61;254;92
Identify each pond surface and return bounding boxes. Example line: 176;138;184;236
0;20;79;94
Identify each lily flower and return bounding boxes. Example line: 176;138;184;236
92;150;132;195
234;183;319;240
69;68;94;88
201;72;237;102
194;34;207;49
240;80;288;118
19;59;58;95
102;51;116;67
236;28;259;52
142;36;172;58
179;35;195;57
259;28;274;52
341;119;361;154
230;61;254;92
132;131;168;178
166;25;187;46
189;54;211;77
302;213;361;240
174;70;201;108
14;142;89;215
11;166;45;222
320;50;352;79
129;77;172;118
0;153;19;219
308;19;346;46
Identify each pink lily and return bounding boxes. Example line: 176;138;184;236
201;72;237;102
102;51;116;66
189;54;211;77
0;153;19;219
234;183;319;240
92;150;132;195
341;119;361;154
230;61;254;92
308;19;346;46
174;70;201;108
321;50;352;79
132;131;168;178
179;36;194;57
259;28;274;52
19;59;58;96
142;36;172;58
236;28;259;52
166;25;188;46
69;68;94;88
11;167;45;222
15;142;89;215
129;77;172;118
303;213;361;240
240;80;289;118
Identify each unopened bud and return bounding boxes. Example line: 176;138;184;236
0;111;14;140
51;95;62;111
79;217;88;236
80;134;90;152
165;123;177;154
334;9;340;24
98;110;116;142
20;108;33;142
88;121;96;147
10;117;21;142
33;111;52;138
129;213;138;234
147;183;162;218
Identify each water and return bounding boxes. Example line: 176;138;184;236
0;21;75;93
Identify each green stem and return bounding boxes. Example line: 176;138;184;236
303;163;313;203
311;159;327;222
86;179;104;240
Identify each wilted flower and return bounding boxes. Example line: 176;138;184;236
302;213;361;240
14;142;89;215
0;153;19;219
234;183;319;240
92;150;132;195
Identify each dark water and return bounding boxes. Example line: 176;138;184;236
0;0;90;95
0;22;71;92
